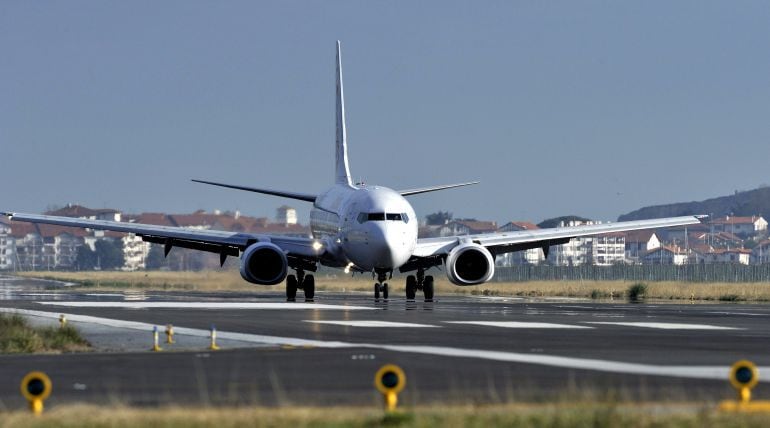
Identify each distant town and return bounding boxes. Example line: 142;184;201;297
1;204;768;272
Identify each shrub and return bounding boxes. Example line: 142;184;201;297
627;282;648;301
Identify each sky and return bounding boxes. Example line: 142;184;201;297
2;1;770;225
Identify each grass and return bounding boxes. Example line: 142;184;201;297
15;270;770;302
0;313;90;354
0;402;768;428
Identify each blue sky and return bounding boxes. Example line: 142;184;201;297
2;1;769;225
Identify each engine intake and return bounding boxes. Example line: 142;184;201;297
240;242;288;285
445;243;495;286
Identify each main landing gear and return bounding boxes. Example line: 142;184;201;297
406;268;434;302
373;270;389;300
286;269;315;302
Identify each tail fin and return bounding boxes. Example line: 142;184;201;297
335;41;353;186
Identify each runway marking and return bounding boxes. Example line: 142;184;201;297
445;321;593;329
3;307;764;381
36;301;375;310
304;320;438;328
707;311;768;317
586;322;740;330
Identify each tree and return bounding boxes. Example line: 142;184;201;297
145;244;167;270
94;239;125;270
75;245;97;270
426;211;453;226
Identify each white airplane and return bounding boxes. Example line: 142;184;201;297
3;41;701;302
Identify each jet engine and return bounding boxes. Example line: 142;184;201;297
445;243;495;285
240;242;288;285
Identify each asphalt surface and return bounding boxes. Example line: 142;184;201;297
1;275;769;409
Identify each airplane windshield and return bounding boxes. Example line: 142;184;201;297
357;212;409;223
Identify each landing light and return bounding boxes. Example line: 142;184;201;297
312;241;323;251
344;263;354;274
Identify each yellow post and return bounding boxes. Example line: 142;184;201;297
165;324;175;344
610;291;614;301
374;364;406;413
59;314;67;328
209;325;220;351
20;372;52;416
152;326;162;352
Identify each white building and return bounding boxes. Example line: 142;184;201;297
709;216;768;238
592;233;627;266
642;246;689;265
0;220;15;270
624;230;661;262
276;206;298;225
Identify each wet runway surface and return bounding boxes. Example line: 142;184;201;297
1;275;769;408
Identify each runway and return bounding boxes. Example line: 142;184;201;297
1;276;769;408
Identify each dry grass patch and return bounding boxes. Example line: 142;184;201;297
1;403;768;428
16;271;770;301
0;313;90;354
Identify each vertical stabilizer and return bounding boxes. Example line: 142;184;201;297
335;41;353;186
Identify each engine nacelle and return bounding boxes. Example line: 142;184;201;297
240;242;288;285
445;243;495;286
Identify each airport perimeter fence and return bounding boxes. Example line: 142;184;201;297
492;264;770;283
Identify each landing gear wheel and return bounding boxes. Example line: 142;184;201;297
303;274;315;302
405;275;417;300
382;283;389;300
286;275;298;302
374;283;380;299
423;275;434;301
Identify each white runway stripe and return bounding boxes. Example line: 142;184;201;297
37;301;375;310
445;321;593;329
3;307;762;381
304;320;438;328
586;322;740;330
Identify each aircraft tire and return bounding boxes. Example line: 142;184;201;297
304;274;315;302
405;275;417;300
423;276;434;301
382;283;389;300
374;283;380;299
286;275;298;302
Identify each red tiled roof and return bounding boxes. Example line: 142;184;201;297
710;216;765;225
502;221;539;231
624;230;657;243
46;204;119;217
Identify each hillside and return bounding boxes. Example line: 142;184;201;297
618;186;770;221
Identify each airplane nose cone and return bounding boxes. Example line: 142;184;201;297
368;223;409;269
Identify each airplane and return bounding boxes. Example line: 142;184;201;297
2;41;701;302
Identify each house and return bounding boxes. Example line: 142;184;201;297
709;216;767;238
47;204;122;222
692;246;752;265
546;220;599;266
10;223;87;270
641;246;689;265
438;220;498;237
495;221;544;266
624;230;661;261
752;240;770;264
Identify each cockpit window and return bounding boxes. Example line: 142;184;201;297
358;212;409;223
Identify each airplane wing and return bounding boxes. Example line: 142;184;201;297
1;212;324;264
411;216;702;259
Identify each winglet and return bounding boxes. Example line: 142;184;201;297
335;41;353;186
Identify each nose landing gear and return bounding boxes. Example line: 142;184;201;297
406;268;434;302
286;269;315;302
373;270;390;300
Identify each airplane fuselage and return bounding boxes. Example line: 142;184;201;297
310;184;417;272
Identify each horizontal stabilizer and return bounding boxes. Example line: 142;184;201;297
191;179;317;202
398;181;480;197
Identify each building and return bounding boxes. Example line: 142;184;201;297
641;246;689;265
709;216;768;238
752;240;770;264
0;218;15;270
692;246;752;265
47;204;121;222
438;220;498;237
276;206;298;225
624;230;661;262
495;221;544;266
592;233;627;266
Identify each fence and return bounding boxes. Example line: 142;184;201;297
492;264;770;283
